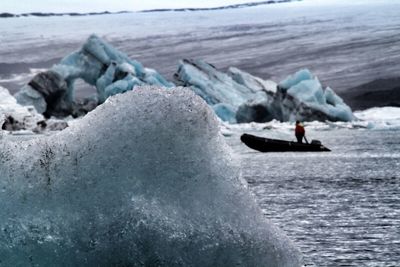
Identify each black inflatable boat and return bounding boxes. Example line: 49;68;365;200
240;133;331;152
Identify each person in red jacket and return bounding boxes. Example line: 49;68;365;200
295;121;305;143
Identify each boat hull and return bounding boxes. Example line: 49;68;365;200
240;134;331;152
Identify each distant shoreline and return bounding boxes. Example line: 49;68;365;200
0;0;301;18
0;11;131;19
140;0;299;13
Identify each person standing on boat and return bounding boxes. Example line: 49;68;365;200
295;121;305;143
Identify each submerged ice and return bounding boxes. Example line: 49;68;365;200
0;86;302;266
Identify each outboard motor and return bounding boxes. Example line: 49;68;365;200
311;140;322;145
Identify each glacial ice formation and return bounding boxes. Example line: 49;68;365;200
0;85;44;130
236;98;275;123
174;59;274;122
175;60;354;123
0;86;302;266
1;86;68;133
276;69;355;122
228;66;277;94
15;35;173;117
237;69;355;123
14;35;353;124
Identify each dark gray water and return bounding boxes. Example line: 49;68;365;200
228;128;400;266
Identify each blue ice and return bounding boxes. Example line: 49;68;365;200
0;86;303;266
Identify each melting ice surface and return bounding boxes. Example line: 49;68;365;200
277;69;354;122
175;60;354;123
0;86;302;266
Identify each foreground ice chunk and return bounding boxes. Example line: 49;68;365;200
0;86;302;266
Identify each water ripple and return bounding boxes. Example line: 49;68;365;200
234;129;400;266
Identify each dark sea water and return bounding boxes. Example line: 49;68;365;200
228;128;400;266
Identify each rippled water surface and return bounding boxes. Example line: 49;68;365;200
228;128;400;266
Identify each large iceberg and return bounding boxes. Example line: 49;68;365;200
174;59;275;123
237;69;355;123
0;86;302;266
175;60;354;123
15;35;174;117
14;35;353;124
275;69;354;122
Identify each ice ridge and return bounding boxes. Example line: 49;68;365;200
0;86;302;266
